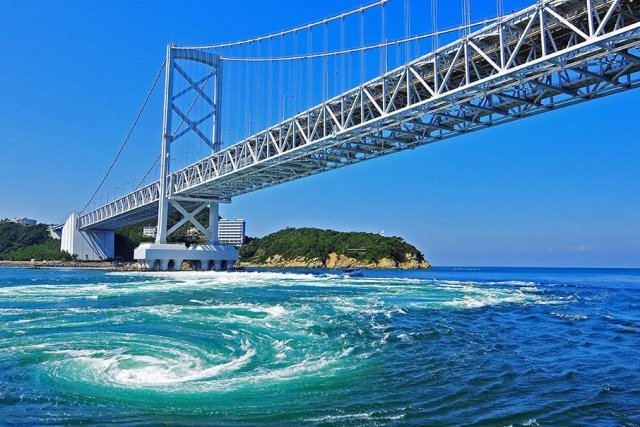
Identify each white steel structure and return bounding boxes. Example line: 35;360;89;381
77;0;640;231
65;0;640;266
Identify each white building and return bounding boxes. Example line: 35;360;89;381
143;226;157;238
11;217;36;226
218;219;245;246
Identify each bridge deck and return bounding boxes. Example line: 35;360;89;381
79;0;640;230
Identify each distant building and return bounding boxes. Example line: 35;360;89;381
11;217;36;226
143;226;157;238
218;219;246;246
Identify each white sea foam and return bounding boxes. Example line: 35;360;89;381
551;312;588;321
442;291;540;309
272;339;292;360
307;412;374;422
42;335;259;388
109;346;256;386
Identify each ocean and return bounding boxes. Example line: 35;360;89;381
0;266;638;425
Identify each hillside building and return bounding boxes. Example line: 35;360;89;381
218;219;246;246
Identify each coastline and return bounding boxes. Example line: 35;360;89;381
237;262;431;270
0;260;430;271
0;260;130;270
237;252;431;270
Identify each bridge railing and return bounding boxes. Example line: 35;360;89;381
78;181;161;229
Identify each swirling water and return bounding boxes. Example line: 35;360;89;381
0;267;638;425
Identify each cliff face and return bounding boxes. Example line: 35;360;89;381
239;251;431;270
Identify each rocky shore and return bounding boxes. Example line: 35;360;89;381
237;252;431;269
1;253;431;271
0;260;141;270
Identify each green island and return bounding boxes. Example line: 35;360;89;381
0;218;430;269
239;227;430;269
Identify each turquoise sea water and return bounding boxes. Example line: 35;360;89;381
0;266;638;425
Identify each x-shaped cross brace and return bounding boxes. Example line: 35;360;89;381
167;200;209;237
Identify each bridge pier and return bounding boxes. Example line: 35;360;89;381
133;243;237;271
61;213;114;261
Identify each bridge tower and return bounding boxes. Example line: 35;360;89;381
133;44;238;271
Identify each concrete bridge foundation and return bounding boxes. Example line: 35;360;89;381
61;213;114;261
133;242;238;271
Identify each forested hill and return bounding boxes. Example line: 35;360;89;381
239;227;430;269
0;221;72;261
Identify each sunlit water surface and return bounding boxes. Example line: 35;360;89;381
0;267;638;425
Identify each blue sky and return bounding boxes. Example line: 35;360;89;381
1;0;639;268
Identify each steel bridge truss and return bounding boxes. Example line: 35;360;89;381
79;0;640;230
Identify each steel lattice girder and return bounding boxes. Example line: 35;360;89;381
79;0;640;230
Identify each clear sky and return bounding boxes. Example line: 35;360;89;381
1;0;639;268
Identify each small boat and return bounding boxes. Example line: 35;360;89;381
342;266;364;277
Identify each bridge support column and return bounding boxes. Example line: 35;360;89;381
155;44;175;245
61;213;114;261
208;202;219;244
131;45;237;272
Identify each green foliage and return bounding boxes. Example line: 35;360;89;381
239;227;425;265
114;221;155;261
0;222;50;257
4;240;74;261
0;221;73;261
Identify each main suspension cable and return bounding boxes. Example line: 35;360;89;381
174;0;388;50
81;60;166;213
220;17;498;63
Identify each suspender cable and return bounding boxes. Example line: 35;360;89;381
462;0;471;36
279;35;285;121
360;9;365;83
255;40;262;133
293;30;299;113
244;43;251;135
136;155;160;190
341;16;346;93
461;0;465;36
497;0;504;17
268;37;274;126
381;0;387;73
234;45;240;143
324;20;329;100
432;0;439;50
308;26;313;108
404;0;411;62
81;59;165;213
348;44;353;94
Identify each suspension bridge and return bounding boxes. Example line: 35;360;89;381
60;0;640;270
